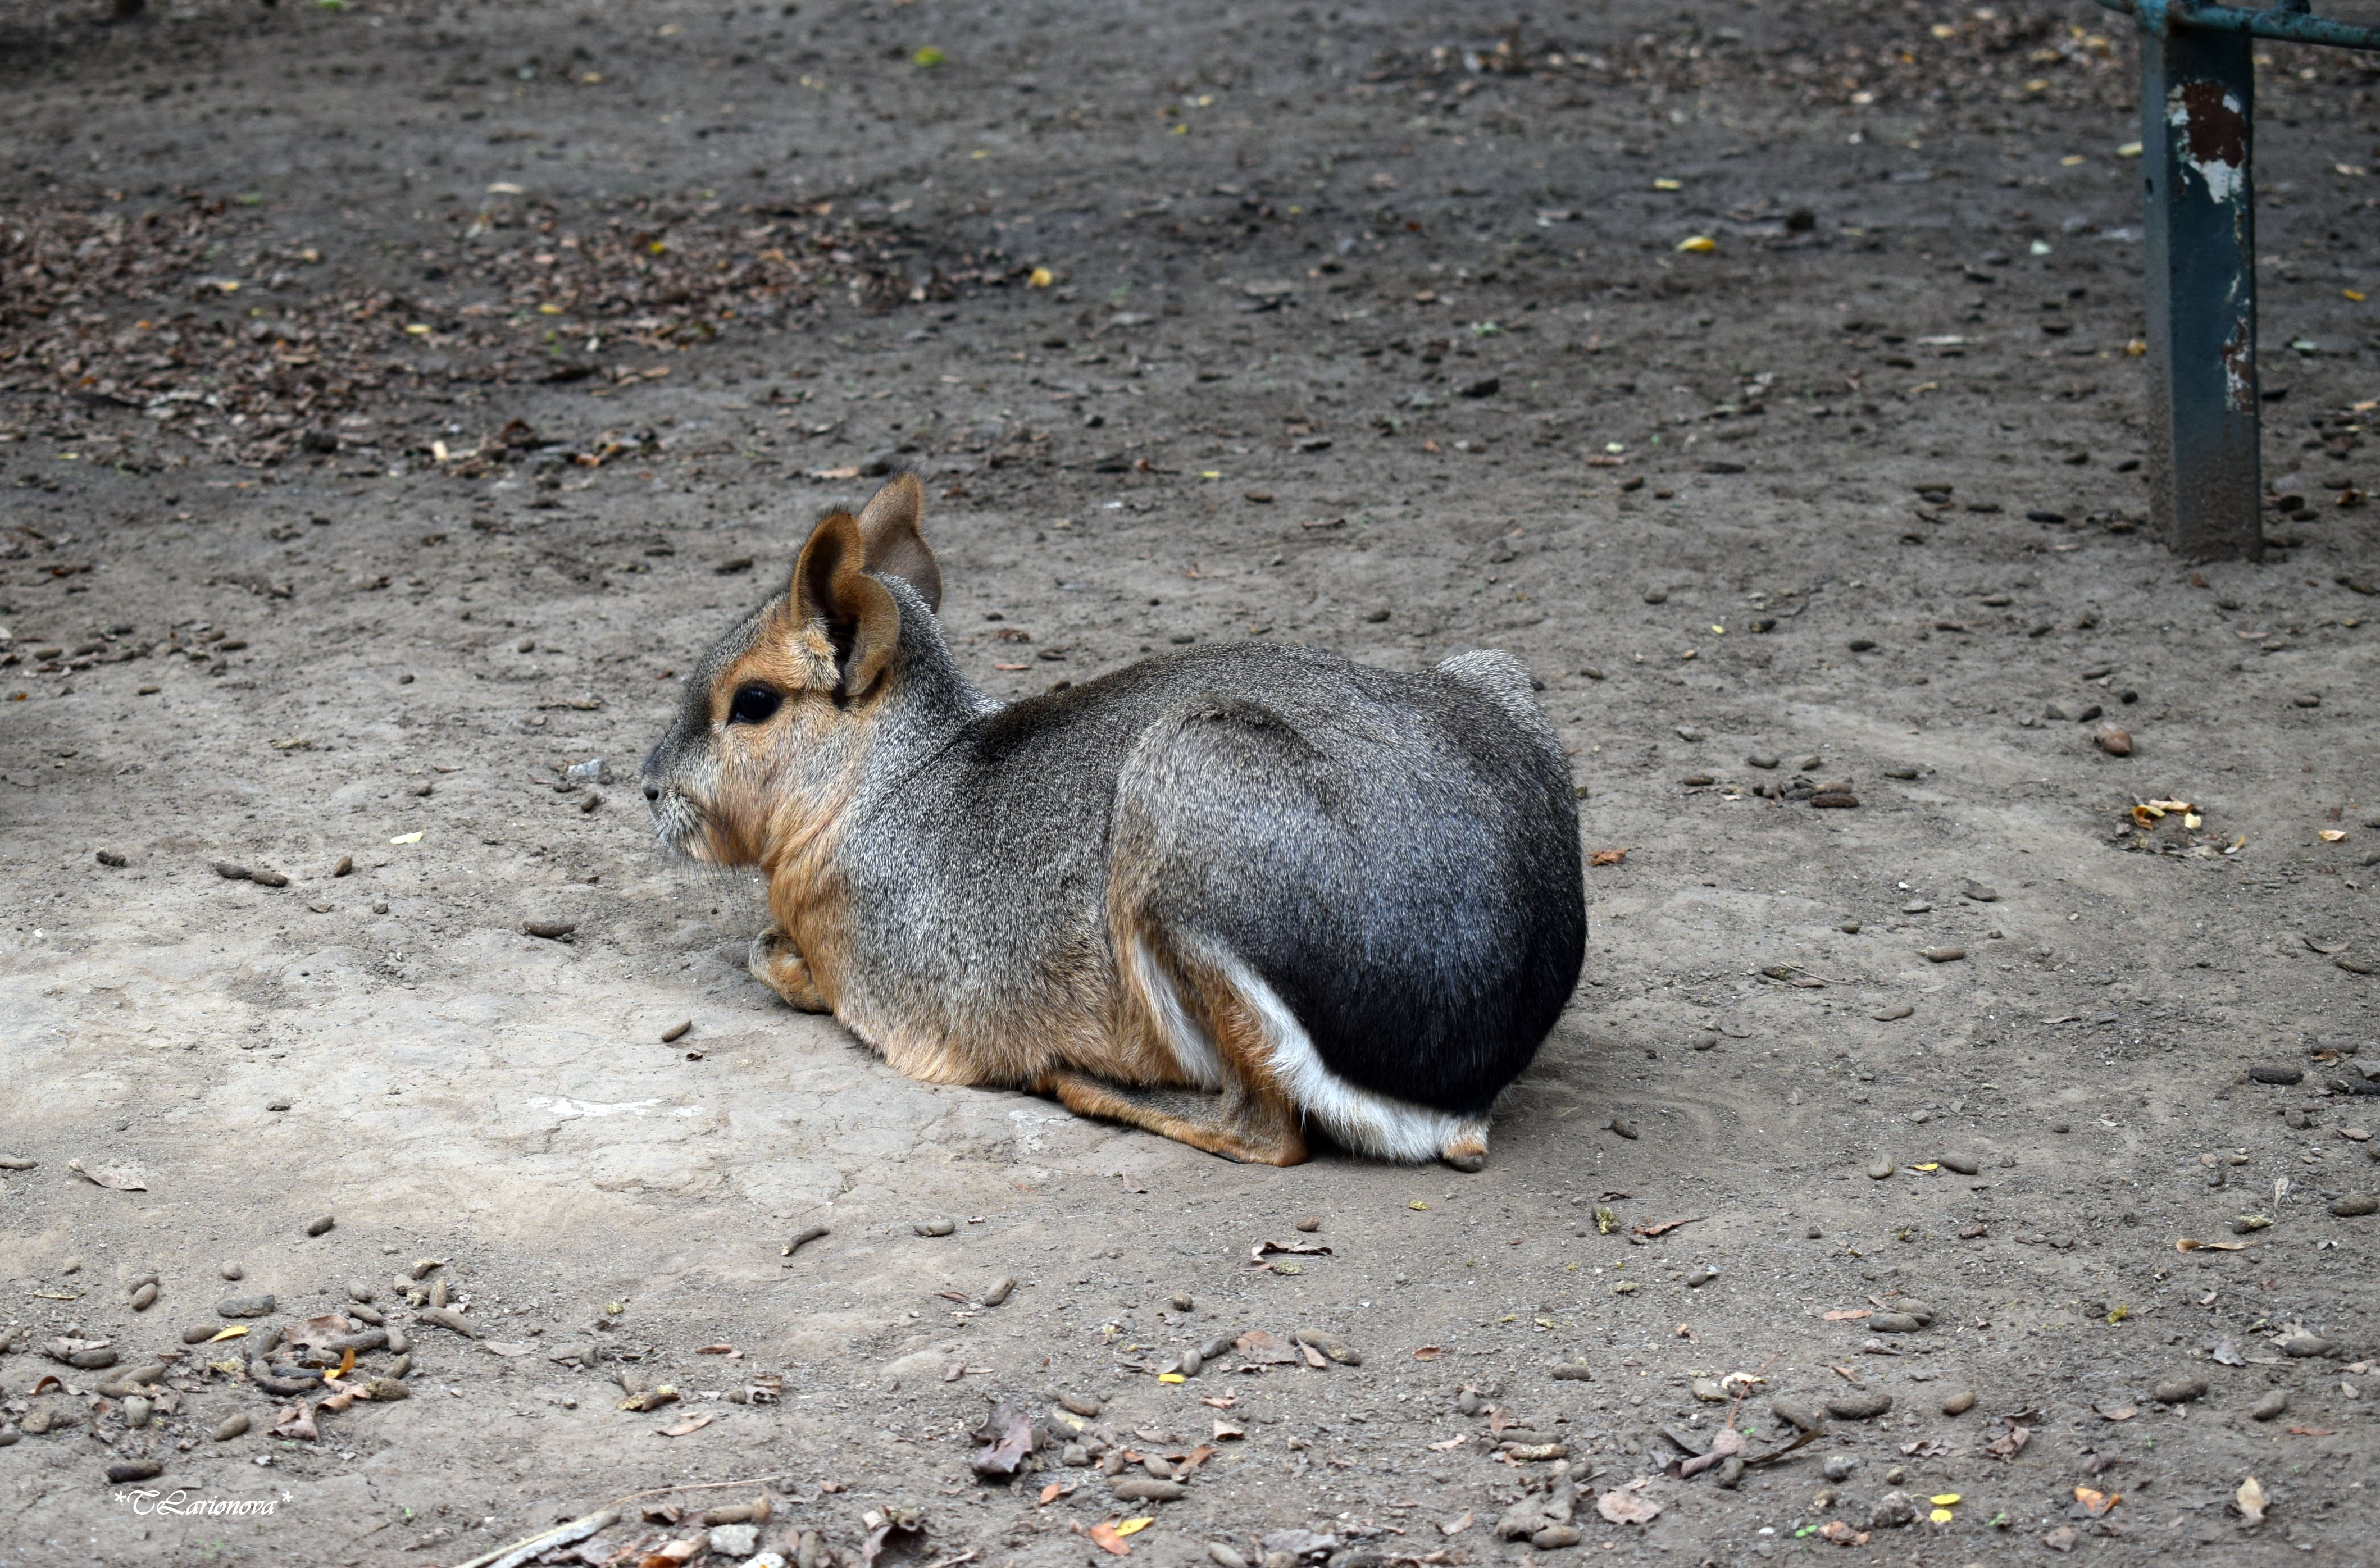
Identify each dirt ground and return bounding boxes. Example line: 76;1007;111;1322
4;1;2379;1564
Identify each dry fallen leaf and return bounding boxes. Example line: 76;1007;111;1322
1412;1346;1444;1361
1233;1329;1299;1365
1086;1521;1131;1557
2319;829;2347;842
970;1403;1034;1476
1596;1490;1663;1526
2075;1487;2119;1517
2236;1475;2268;1525
1113;1519;1152;1538
1211;1418;1244;1441
2092;1403;2137;1422
656;1412;716;1438
1632;1216;1703;1238
1589;847;1628;867
1986;1424;2032;1461
1439;1512;1474;1537
1428;1433;1469;1451
66;1158;148;1192
1038;1482;1070;1506
271;1401;318;1441
1817;1522;1869;1546
1824;1309;1872;1321
2177;1237;2249;1252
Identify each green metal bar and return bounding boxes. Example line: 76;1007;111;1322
2096;0;2380;51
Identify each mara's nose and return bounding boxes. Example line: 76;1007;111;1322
643;782;661;803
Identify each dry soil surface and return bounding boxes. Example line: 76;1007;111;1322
3;2;2379;1566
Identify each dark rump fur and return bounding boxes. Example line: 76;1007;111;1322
1113;671;1583;1113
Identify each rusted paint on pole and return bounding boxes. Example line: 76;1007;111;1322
2140;20;2263;561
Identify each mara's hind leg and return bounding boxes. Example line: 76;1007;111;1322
1039;949;1308;1165
1036;1070;1307;1166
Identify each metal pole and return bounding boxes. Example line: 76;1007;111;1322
2140;17;2263;561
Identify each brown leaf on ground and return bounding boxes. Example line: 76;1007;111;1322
2074;1487;2118;1517
1439;1512;1473;1536
270;1401;317;1441
1595;1490;1662;1526
656;1412;715;1437
1986;1424;2032;1461
1233;1329;1299;1365
2235;1476;2268;1526
970;1403;1034;1476
1816;1521;1869;1546
1086;1521;1131;1557
1589;848;1628;867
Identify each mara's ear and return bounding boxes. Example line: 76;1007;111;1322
790;510;902;697
853;472;943;613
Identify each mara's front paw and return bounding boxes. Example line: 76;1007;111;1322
748;924;830;1011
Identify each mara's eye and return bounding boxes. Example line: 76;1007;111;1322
727;685;783;726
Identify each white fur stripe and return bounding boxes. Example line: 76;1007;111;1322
1134;937;1223;1090
1200;948;1489;1164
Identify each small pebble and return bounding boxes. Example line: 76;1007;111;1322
1530;1526;1581;1551
214;1413;250;1442
2249;1066;2304;1085
217;1293;276;1318
180;1324;219;1345
2251;1389;2288;1421
1171;1292;1195;1311
1607;1116;1639;1141
523;919;575;940
1826;1391;1893;1421
1866;1159;1895;1181
661;1020;693;1043
1871;1003;1913;1021
1939;1153;1980;1175
2094;722;2132;756
1823;1455;1856;1482
1960;880;1999;902
1210;1546;1250;1568
1747;753;1780;770
982;1277;1016;1307
61;1255;83;1275
1838;920;1863;934
122;1396;151;1429
2049;1119;2072;1134
1683;1266;1717;1288
1941;1389;1977;1416
1918;946;1966;963
2329;1194;2378;1218
347;1280;376;1304
914;1218;958;1237
1059;1393;1102;1417
106;1461;163;1484
1769;1400;1822;1433
2153;1376;2208;1405
1690;1034;1717;1051
1867;1312;1922;1334
304;1214;335;1237
129;1282;158;1312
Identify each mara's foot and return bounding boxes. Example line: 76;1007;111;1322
1440;1135;1490;1173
